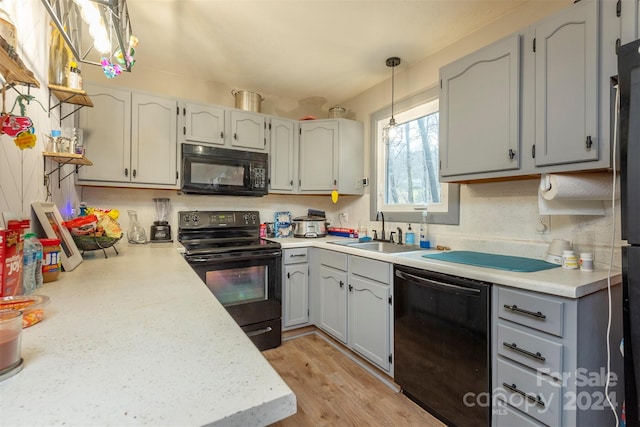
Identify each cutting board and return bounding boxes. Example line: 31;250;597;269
422;251;559;273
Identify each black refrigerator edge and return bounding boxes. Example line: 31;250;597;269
618;38;640;427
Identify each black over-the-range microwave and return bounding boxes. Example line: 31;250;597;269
180;144;268;196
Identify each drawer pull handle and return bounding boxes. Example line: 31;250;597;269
503;304;546;320
502;382;546;408
289;254;306;258
503;342;546;362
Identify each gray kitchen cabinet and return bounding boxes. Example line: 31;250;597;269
229;109;267;151
310;249;393;372
492;285;623;427
78;84;131;183
282;247;309;329
269;117;298;193
78;84;178;188
298;119;364;195
348;255;392;372
318;256;348;343
180;102;225;146
439;33;521;178
534;0;598;167
439;0;618;182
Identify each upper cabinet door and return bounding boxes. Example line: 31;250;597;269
269;118;297;192
534;0;598;166
299;120;339;191
440;34;521;178
184;103;225;145
78;84;131;182
230;110;266;151
131;93;178;185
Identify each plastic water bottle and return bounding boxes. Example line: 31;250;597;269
21;233;36;294
31;236;44;288
419;210;430;249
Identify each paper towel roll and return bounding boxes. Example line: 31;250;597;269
539;173;617;201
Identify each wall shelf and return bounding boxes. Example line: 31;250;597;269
43;152;93;188
48;84;93;125
0;37;40;92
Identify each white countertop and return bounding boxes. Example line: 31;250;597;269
273;236;621;299
0;243;296;426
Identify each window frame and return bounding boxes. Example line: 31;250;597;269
369;86;460;225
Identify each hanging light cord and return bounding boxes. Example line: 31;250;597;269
390;63;395;124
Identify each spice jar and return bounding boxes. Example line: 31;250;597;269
40;238;62;283
579;253;594;272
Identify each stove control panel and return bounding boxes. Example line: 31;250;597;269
178;210;260;229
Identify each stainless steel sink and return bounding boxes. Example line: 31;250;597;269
328;240;423;254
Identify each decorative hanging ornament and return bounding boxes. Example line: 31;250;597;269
101;56;122;78
0;86;37;150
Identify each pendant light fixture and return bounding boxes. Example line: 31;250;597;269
383;56;402;146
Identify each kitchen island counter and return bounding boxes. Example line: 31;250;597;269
0;243;296;426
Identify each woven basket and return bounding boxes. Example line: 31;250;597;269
72;233;122;252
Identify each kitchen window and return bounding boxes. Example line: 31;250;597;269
370;87;460;225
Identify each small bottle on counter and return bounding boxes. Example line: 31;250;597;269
405;224;415;245
562;250;579;269
579;253;594;272
419;210;430;249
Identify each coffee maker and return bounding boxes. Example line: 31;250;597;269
150;198;172;242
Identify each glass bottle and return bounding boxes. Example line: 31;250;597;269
127;210;147;244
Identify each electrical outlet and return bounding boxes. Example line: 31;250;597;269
536;215;550;234
339;211;349;223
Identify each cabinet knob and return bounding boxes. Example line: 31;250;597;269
339;280;344;288
508;149;516;160
124;168;128;177
287;272;290;279
348;284;353;292
290;180;293;186
133;169;137;178
585;135;593;150
220;132;224;139
234;133;238;140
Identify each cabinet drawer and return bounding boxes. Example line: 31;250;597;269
498;287;564;337
349;256;390;284
495;399;544;427
496;359;561;427
283;248;308;265
498;323;563;377
320;249;348;271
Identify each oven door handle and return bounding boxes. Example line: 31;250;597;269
395;269;481;296
245;326;273;337
186;250;282;263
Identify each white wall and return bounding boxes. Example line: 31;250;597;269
0;0;78;227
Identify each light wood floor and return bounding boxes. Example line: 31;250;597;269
263;331;445;426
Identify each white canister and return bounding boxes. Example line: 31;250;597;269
562;250;578;269
579;253;594;272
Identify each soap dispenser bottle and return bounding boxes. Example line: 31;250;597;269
405;224;415;245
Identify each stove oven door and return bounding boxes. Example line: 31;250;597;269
185;249;282;350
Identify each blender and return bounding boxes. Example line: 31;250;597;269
150;198;172;242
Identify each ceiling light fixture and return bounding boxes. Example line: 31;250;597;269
383;56;402;146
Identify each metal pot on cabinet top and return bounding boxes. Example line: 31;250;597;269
232;90;264;112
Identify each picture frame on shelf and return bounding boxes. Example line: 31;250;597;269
31;201;83;271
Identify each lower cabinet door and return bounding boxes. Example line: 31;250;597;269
283;263;308;327
318;265;347;343
348;275;390;371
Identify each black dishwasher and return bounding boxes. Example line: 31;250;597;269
394;264;491;427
